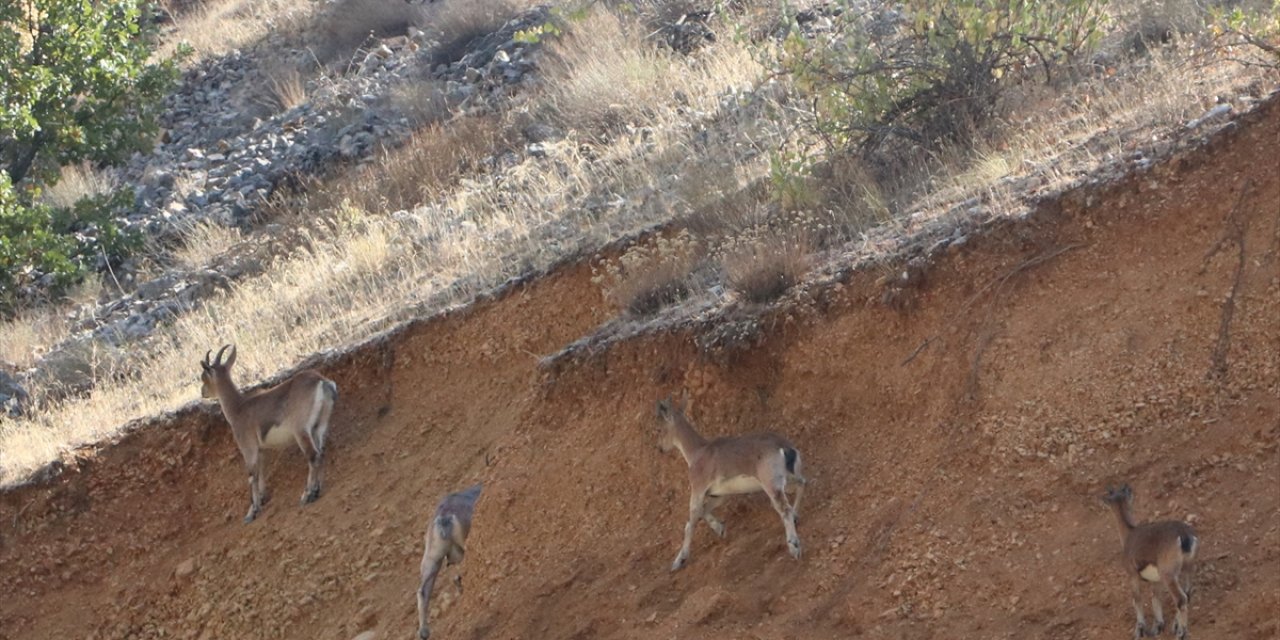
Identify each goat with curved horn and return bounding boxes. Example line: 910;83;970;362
200;344;339;523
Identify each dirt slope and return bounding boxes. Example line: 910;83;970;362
1;98;1277;640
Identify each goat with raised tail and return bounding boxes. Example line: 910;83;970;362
199;344;338;523
655;393;808;571
1102;484;1199;639
417;483;483;640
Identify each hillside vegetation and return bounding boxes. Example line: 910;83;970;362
0;0;1276;485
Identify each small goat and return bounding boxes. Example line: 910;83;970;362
1102;484;1199;639
655;393;807;571
417;483;483;640
200;344;338;523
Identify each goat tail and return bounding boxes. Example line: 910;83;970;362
1181;532;1199;557
783;447;799;476
434;514;454;541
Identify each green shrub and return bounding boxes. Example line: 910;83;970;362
781;0;1108;154
0;176;138;313
0;0;177;312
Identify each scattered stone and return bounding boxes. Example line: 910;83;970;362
0;367;28;417
174;559;197;579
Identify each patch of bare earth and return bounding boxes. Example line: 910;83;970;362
0;90;1277;640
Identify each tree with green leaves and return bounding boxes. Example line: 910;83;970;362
0;0;179;311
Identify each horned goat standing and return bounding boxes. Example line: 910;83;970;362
417;483;483;640
200;344;338;523
1102;484;1199;640
655;393;807;571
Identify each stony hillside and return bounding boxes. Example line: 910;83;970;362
0;88;1275;640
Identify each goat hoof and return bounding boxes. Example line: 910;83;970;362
670;556;687;572
709;522;726;538
1133;624;1146;640
787;538;802;559
300;489;319;506
243;511;258;524
1149;622;1164;636
418;626;431;639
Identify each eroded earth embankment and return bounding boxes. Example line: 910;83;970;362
1;97;1277;640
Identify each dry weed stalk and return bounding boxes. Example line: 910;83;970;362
592;230;701;316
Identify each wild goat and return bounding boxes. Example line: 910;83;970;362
655;393;807;571
1102;484;1200;639
199;344;338;523
418;483;483;640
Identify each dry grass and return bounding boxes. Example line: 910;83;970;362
909;48;1277;220
259;63;309;113
719;229;811;304
592;230;701;316
388;81;451;127
161;0;311;61
270;114;507;222
0;307;70;370
418;0;527;66
309;0;425;64
170;219;244;271
40;163;117;209
541;9;681;135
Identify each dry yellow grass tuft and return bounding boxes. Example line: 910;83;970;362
541;9;677;134
721;232;811;304
592;230;702;316
0;308;70;370
170;219;244;271
40;163;117;209
161;0;311;61
259;63;309;113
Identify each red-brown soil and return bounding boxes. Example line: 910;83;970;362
2;98;1277;640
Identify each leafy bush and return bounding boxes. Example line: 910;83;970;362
0;176;138;312
781;0;1108;154
0;0;177;311
1;0;179;186
1211;0;1280;62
